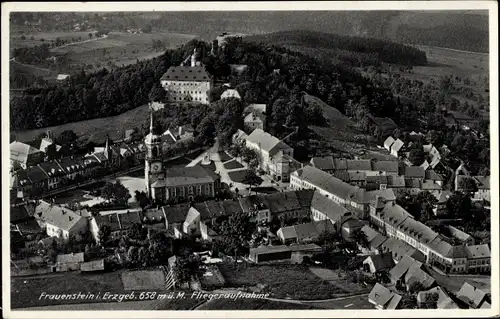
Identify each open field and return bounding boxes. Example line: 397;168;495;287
10;31;99;51
11;271;124;309
10;31;197;86
309;267;371;295
219;264;346;300
53;31;197;71
121;270;165;290
12;103;150;144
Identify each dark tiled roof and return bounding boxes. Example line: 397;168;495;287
25;165;48;183
347;159;372;171
163;165;219;187
294;189;315;208
365;252;394;271
265;191;301;214
162;203;190;224
404;166;425;178
372;161;399;173
161;66;211;81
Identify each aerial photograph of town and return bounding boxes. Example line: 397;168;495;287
4;4;496;316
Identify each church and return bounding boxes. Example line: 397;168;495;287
144;114;221;202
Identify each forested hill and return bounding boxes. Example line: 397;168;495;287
245;30;428;66
11;38;398;133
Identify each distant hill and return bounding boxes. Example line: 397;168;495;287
245;30;428;66
11;10;489;53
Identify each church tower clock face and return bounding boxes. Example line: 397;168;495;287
151;162;162;173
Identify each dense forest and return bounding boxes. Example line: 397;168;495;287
395;24;489;53
246;30;428;66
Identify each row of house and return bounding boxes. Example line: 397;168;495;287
310;157;445;195
290;165;397;219
367;200;490;274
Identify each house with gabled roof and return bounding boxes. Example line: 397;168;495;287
368;283;402;310
244;128;295;181
363;253;395;273
417;286;459;309
221;88;241;100
277;219;335;244
34;200;88;241
383;136;395;152
465;244;490;273
10;141;45;169
456;282;488;309
390;139;404;158
359;225;388;254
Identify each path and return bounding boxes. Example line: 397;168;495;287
10;58;51;72
49;34;108;52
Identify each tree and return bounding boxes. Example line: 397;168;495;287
408;281;424;294
148;83;166;103
446;192;472;219
458;177;478;194
400;294;418;309
142;24;152;33
408;144;425;166
135;190;150;211
243;169;262;194
352;228;369;250
45;143;59;161
88;33;93;39
56;130;78;148
396;191;437;222
130;223;147;241
420;292;439;309
127;246;139;266
416;191;438;223
101;181;131;205
218;210;256;260
172;253;203;285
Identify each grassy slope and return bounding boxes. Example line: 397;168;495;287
12;103;150;144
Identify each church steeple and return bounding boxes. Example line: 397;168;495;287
149;111;154;134
104;135;111;159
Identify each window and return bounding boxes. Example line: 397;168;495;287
197;185;202;195
180;187;185;197
188;185;194;195
205;184;210;195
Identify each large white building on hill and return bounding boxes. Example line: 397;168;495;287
160;48;213;105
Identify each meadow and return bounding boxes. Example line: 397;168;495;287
12;103;150;144
51;31;197;71
9;30;197;86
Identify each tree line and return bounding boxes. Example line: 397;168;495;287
245;30;428;66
